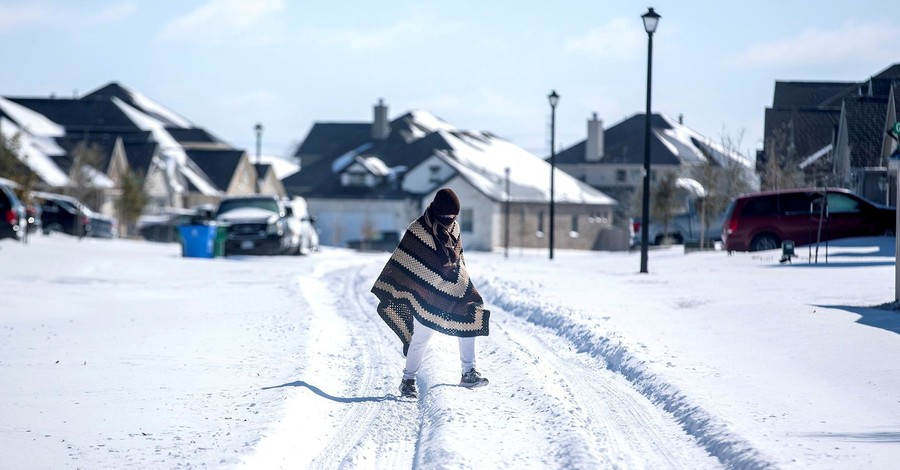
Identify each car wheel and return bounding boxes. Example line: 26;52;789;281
298;236;311;256
44;223;62;235
750;233;780;252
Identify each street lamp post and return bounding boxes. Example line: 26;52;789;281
548;90;559;260
505;167;511;259
254;123;263;164
254;123;263;194
639;7;660;274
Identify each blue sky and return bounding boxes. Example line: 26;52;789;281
1;0;898;160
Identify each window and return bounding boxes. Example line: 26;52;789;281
616;169;627;182
536;211;544;237
344;172;367;187
459;208;474;232
429;165;441;185
826;193;861;213
570;215;579;238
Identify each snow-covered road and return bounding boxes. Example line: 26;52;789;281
2;235;898;469
244;258;719;469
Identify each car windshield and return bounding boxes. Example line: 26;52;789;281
216;198;280;215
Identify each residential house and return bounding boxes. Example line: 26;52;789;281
254;163;287;198
554;113;757;222
283;100;620;251
0;82;258;229
760;63;900;205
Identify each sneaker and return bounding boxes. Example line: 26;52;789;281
399;379;417;398
459;368;489;388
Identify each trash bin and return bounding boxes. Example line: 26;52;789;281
214;223;230;257
177;224;216;258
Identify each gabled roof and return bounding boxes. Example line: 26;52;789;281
253;163;272;179
842;97;888;168
167;127;228;147
284;109;614;205
283;118;451;199
555;113;752;170
872;64;900;80
83;82;194;128
185;149;245;191
763;107;840;159
123;141;158;175
8;98;140;131
772;81;856;109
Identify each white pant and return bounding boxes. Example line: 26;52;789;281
403;317;476;380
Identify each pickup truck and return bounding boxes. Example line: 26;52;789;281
634;211;725;246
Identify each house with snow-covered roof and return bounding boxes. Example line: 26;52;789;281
0;82;260;227
761;62;900;205
554;112;758;222
284;100;623;252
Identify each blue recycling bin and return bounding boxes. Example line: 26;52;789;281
177;224;216;258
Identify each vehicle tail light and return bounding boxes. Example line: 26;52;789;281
632;221;641;233
81;215;90;226
726;219;738;235
5;209;16;224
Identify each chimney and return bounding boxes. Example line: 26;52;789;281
585;112;604;162
372;98;390;140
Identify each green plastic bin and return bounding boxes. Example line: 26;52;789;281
214;223;230;257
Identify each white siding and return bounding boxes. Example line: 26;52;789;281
428;178;497;251
306;198;418;247
403;156;454;193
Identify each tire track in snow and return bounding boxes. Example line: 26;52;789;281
490;309;720;469
306;262;419;469
479;275;777;469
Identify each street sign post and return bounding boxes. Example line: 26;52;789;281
892;150;900;302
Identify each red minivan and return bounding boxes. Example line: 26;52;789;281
722;188;896;252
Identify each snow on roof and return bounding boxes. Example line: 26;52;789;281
799;144;833;169
407;110;457;133
435;129;615;205
676;177;707;198
331;143;373;173
257;154;300;180
358;155;390;176
0;96;65;137
124;85;194;128
113;97;219;196
1;117;69;186
658;115;754;169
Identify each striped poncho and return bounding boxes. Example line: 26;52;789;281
371;213;490;356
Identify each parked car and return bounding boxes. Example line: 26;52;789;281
25;203;42;234
283;197;319;255
214;195;296;256
138;209;202;243
0;179;26;241
33;192;117;238
722;188;896;252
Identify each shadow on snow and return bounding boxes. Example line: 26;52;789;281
262;380;402;403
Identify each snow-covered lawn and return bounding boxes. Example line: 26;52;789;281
1;235;898;468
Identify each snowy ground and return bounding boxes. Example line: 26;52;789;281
1;234;898;469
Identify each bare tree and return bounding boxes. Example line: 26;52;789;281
761;122;805;191
0;132;39;201
68;141;104;206
651;170;680;244
117;169;147;237
692;129;758;247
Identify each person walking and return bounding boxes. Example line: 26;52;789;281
371;188;490;398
